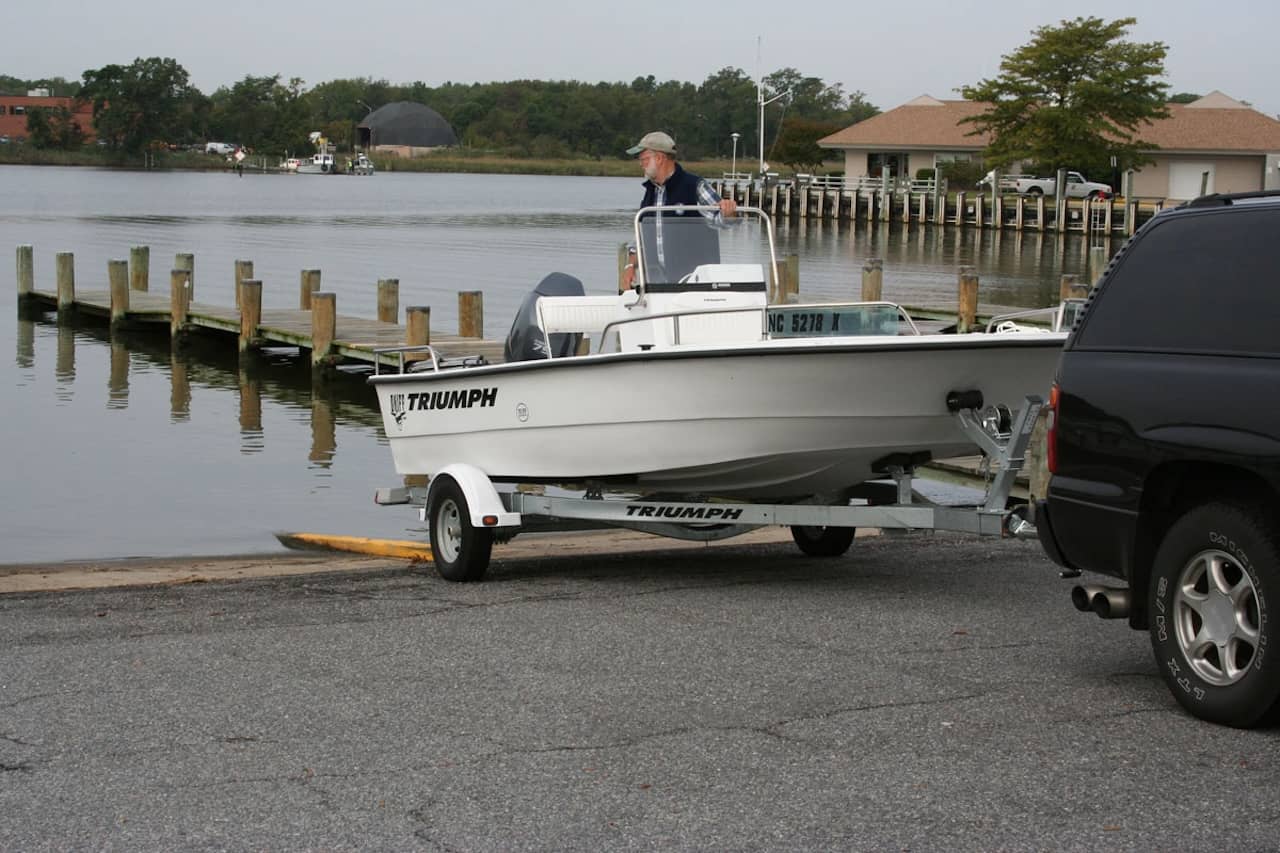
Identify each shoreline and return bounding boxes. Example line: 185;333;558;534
0;149;746;179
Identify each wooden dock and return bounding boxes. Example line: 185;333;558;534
15;243;1091;386
712;177;1166;237
15;246;506;372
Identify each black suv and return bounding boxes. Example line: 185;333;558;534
1036;190;1280;727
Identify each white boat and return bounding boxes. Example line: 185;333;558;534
350;153;374;175
369;207;1069;578
296;132;337;174
296;150;336;175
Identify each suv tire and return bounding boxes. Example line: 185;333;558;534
1148;501;1280;727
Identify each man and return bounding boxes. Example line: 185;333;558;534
621;131;737;291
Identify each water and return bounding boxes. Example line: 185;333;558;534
1;166;1101;563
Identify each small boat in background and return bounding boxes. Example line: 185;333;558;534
349;153;375;176
296;132;337;174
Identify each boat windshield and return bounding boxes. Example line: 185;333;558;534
633;205;776;292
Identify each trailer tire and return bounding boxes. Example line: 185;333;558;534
428;479;493;582
791;525;856;557
1148;501;1280;727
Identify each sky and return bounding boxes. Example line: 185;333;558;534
12;0;1280;120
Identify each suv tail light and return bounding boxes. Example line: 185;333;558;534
1046;383;1060;474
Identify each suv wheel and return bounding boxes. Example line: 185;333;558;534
1149;501;1280;727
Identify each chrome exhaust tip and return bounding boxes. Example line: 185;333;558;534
1070;584;1101;612
1070;584;1132;619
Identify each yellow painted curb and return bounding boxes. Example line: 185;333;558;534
275;532;433;561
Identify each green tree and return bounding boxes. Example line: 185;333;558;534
209;75;311;155
959;16;1169;177
1168;92;1201;104
79;57;196;153
24;106;86;150
773;118;842;172
0;75;80;96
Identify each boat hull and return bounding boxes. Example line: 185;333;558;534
371;333;1065;500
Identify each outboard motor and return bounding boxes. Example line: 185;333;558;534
503;272;585;362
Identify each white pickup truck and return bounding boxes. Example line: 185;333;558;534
1012;171;1111;199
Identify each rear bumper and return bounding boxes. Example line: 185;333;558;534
1035;498;1076;571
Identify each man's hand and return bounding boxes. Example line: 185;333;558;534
719;198;738;218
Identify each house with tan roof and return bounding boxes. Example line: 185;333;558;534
819;91;1280;200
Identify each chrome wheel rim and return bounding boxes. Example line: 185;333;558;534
1173;548;1261;687
435;498;463;564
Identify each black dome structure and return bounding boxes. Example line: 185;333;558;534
357;101;457;151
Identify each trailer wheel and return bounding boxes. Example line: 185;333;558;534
428;479;493;582
791;525;856;557
1149;501;1280;727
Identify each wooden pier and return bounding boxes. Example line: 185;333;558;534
712;177;1168;237
15;246;505;371
15;242;1096;391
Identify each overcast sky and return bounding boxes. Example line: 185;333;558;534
13;0;1280;119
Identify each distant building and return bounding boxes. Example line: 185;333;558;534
0;93;94;143
357;101;457;157
819;91;1280;200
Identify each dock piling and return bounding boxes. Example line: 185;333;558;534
459;291;483;338
1088;246;1109;286
129;246;149;292
310;292;336;367
108;259;129;328
234;259;254;310
300;269;321;310
175;253;195;299
377;279;399;324
861;258;883;302
16;245;33;301
406;306;431;347
957;268;979;333
170;268;191;342
239;279;262;353
55;252;75;320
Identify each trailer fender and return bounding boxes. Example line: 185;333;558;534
429;464;522;529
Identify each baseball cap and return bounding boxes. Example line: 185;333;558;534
626;131;677;156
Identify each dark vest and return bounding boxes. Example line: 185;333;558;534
637;165;721;287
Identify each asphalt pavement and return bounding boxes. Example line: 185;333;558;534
2;530;1278;851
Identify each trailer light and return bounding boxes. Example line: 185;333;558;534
482;515;499;527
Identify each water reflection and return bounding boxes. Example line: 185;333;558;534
16;316;34;369
108;340;129;409
170;355;190;422
30;314;385;460
55;324;76;398
776;219;1110;311
238;367;263;450
309;395;336;469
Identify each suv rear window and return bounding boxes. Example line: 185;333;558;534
1074;207;1280;356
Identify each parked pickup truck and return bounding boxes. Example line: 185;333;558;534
1013;171;1111;199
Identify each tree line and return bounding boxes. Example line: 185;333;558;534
1;64;878;169
4;17;1179;181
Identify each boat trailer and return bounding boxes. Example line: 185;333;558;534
374;393;1044;581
